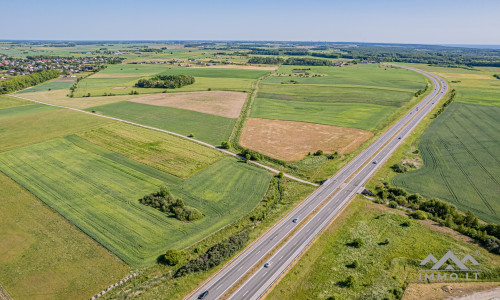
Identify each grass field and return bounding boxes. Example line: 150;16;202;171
78;122;224;179
393;103;500;223
250;97;397;131
267;197;500;300
266;64;426;90
73;65;268;97
0;171;129;300
0;95;32;109
0;138;271;266
18;90;137;109
0;104;112;151
87;101;237;145
249;64;425;134
16;79;75;94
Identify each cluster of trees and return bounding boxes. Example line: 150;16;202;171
374;182;500;254
139;187;203;221
433;89;456;118
248;56;284;64
414;84;429;97
174;230;249;277
494;74;500;80
249;175;285;222
135;74;195;89
0;69;60;94
240;148;264;161
390;161;415;173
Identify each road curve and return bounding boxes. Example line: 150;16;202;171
186;65;448;300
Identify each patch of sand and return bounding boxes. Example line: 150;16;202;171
404;282;500;300
129;91;248;118
240;118;373;161
192;65;277;71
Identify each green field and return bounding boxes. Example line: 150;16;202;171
0;95;32;109
0;104;112;151
0;138;271;266
78;122;224;179
87;101;236;145
268;197;500;300
393;103;500;223
0;171;129;300
266;64;426;90
73;65;268;97
251;97;396;131
16;79;75;93
252;64;426;132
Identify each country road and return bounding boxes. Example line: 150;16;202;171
186;65;448;300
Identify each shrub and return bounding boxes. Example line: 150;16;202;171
220;141;230;149
314;150;324;156
345;275;356;288
410;210;427;220
139;187;203;221
164;249;183;266
352;238;364;248
388;201;398;209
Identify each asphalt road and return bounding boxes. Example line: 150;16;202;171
187;65;447;300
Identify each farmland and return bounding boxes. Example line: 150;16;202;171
16;78;75;93
0;103;112;151
393;103;500;223
0;171;129;300
87;101;237;145
267;197;500;300
0;136;271;266
78;122;224;179
0;95;32;109
73;65;269;97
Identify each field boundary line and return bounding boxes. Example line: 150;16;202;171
6;93;317;187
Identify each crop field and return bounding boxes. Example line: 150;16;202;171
250;97;396;131
129;91;247;118
240;118;373;161
18;89;137;109
73;65;268;97
0;95;32;109
87;101;236;145
267;197;500;300
393;103;500;223
78;122;224;179
0;103;112;151
267;64;426;90
16;78;75;94
0;172;129;300
0;138;271;266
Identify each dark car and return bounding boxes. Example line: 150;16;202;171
198;290;209;299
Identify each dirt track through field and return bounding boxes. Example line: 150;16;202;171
129;91;248;118
240;118;373;161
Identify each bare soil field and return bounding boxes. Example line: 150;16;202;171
193;65;278;71
240;118;373;161
129;91;248;118
53;77;76;82
403;282;500;300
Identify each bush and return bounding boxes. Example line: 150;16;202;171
220;141;230;149
314;150;324;156
352;238;364;248
139;187;203;221
388;201;398;208
410;210;428;220
345;275;356;288
164;249;183;266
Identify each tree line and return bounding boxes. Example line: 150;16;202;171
135;74;195;89
248;56;333;66
0;69;60;94
139;187;203;222
174;230;249;277
374;182;500;254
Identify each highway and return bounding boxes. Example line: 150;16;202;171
186;65;448;300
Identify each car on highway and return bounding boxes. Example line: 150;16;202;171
292;218;299;223
198;290;209;299
398;137;402;140
264;261;272;268
372;161;377;164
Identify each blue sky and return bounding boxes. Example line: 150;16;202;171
2;0;499;44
